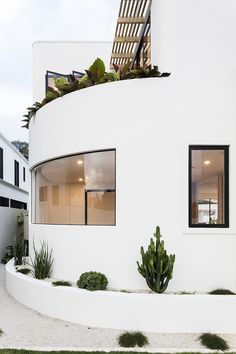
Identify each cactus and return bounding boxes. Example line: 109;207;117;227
137;226;175;293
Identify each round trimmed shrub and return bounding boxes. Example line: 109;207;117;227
77;271;108;291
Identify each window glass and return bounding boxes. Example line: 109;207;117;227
189;146;229;227
34;150;115;225
14;160;19;187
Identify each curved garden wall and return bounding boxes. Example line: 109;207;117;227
6;259;236;333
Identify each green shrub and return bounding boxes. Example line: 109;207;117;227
52;280;72;287
0;329;3;336
77;271;108;291
22;58;170;129
31;241;53;279
209;288;235;295
118;331;149;348
16;268;31;275
198;333;229;351
137;226;175;293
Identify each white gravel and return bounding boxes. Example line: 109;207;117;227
0;264;236;351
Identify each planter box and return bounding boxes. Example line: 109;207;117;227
6;259;236;333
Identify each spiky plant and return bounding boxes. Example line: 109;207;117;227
118;331;149;348
30;241;53;279
137;226;175;293
198;333;229;351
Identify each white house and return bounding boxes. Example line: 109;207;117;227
0;132;28;258
5;0;236;333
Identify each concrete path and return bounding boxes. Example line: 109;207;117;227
0;265;235;351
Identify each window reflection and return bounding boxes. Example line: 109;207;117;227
34;150;115;225
189;146;229;227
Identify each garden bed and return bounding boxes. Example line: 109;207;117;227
5;259;236;334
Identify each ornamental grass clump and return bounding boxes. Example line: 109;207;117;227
77;271;108;291
118;331;149;348
31;241;53;279
198;333;229;351
137;226;175;293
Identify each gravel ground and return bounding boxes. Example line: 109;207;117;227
0;265;236;351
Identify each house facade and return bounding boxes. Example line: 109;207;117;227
0;132;28;258
28;0;236;294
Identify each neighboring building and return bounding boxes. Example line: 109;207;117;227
0;132;28;258
29;0;236;293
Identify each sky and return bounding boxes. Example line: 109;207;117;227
0;0;120;143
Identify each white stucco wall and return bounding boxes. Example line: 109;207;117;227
33;41;112;102
29;0;236;292
29;78;236;292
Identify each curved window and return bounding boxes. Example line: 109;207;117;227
33;150;116;225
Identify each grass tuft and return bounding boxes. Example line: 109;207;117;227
16;268;31;275
30;241;53;280
52;280;72;287
118;331;149;348
198;333;229;351
209;288;235;295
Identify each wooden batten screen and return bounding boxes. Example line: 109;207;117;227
110;0;151;69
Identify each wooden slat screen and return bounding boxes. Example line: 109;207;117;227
110;0;151;69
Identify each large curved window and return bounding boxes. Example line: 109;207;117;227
33;150;116;225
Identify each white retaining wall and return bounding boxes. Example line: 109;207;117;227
6;259;236;333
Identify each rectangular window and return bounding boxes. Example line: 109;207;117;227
85;190;115;225
189;145;229;228
23;167;26;182
14;160;19;187
0;196;9;207
10;199;27;209
0;148;3;179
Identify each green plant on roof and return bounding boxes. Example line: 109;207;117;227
22;58;170;129
198;333;229;351
137;226;175;293
118;331;149;348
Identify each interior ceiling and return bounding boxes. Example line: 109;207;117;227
192;150;224;182
37;152;115;187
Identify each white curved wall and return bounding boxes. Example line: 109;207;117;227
6;260;236;333
29;77;236;292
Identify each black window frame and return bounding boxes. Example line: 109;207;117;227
188;145;229;228
23;167;26;182
14;160;19;187
0;147;3;179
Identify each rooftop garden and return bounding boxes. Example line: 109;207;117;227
22;58;170;129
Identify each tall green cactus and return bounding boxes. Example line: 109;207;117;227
137;226;175;293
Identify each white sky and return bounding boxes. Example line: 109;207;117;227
0;0;120;142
